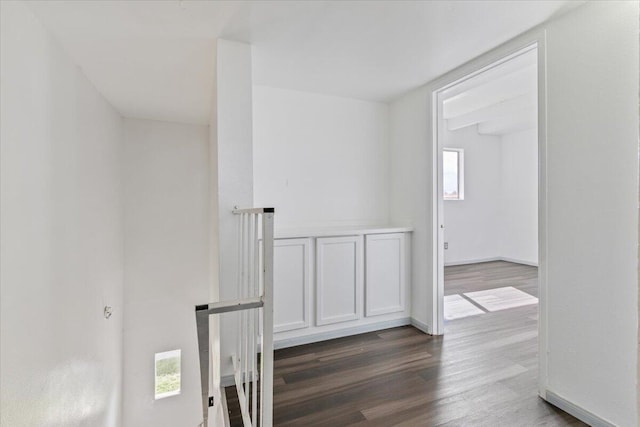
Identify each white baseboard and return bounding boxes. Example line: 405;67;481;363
445;256;538;267
444;256;501;266
500;256;538;267
274;317;412;350
410;317;431;334
544;390;615;427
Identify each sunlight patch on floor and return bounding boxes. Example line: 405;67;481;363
464;286;538;312
445;286;538;321
444;294;485;320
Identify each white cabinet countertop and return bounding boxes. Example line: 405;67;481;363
274;225;413;239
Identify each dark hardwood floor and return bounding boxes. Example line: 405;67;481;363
444;260;539;297
227;261;585;426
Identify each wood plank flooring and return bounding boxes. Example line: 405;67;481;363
227;261;585;426
444;261;539;297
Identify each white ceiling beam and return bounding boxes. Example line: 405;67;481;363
477;108;537;136
446;94;535;131
442;64;536;119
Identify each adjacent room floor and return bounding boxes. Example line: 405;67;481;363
228;261;584;426
443;261;539;321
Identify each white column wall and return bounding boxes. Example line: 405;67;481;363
389;86;432;330
214;39;254;377
1;2;125;425
544;2;638;425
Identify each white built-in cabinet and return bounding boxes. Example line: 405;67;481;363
271;227;411;348
316;235;364;325
365;233;406;317
273;238;311;333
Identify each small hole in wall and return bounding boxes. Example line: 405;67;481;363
155;349;181;399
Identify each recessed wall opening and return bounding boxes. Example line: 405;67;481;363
440;45;539;319
433;41;546;397
155;349;182;399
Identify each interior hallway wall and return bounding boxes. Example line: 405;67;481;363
500;128;538;265
443;126;538;266
0;2;125;425
253;86;390;229
443;126;503;265
122;119;209;427
544;2;638;425
390;2;639;425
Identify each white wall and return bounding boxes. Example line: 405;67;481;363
389;2;639;425
253;86;390;229
0;2;124;425
443;126;503;264
544;2;638;425
122;119;210;426
443;126;538;266
501;128;538;265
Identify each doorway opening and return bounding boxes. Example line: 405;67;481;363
432;40;548;396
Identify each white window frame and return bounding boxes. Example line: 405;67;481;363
443;148;465;200
154;349;181;400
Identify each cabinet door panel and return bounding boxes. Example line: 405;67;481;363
274;239;311;333
316;236;363;325
365;233;406;316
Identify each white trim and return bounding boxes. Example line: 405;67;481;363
275;226;413;240
260;211;275;427
545;390;616;427
154;349;182;400
444;257;538;267
410;317;431;335
500;257;538;267
429;30;548;396
535;32;549;400
273;318;412;349
155;389;180;400
431;78;444;336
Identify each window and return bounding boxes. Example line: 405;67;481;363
155;349;181;399
443;149;464;200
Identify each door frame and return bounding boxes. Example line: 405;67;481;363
429;30;549;397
